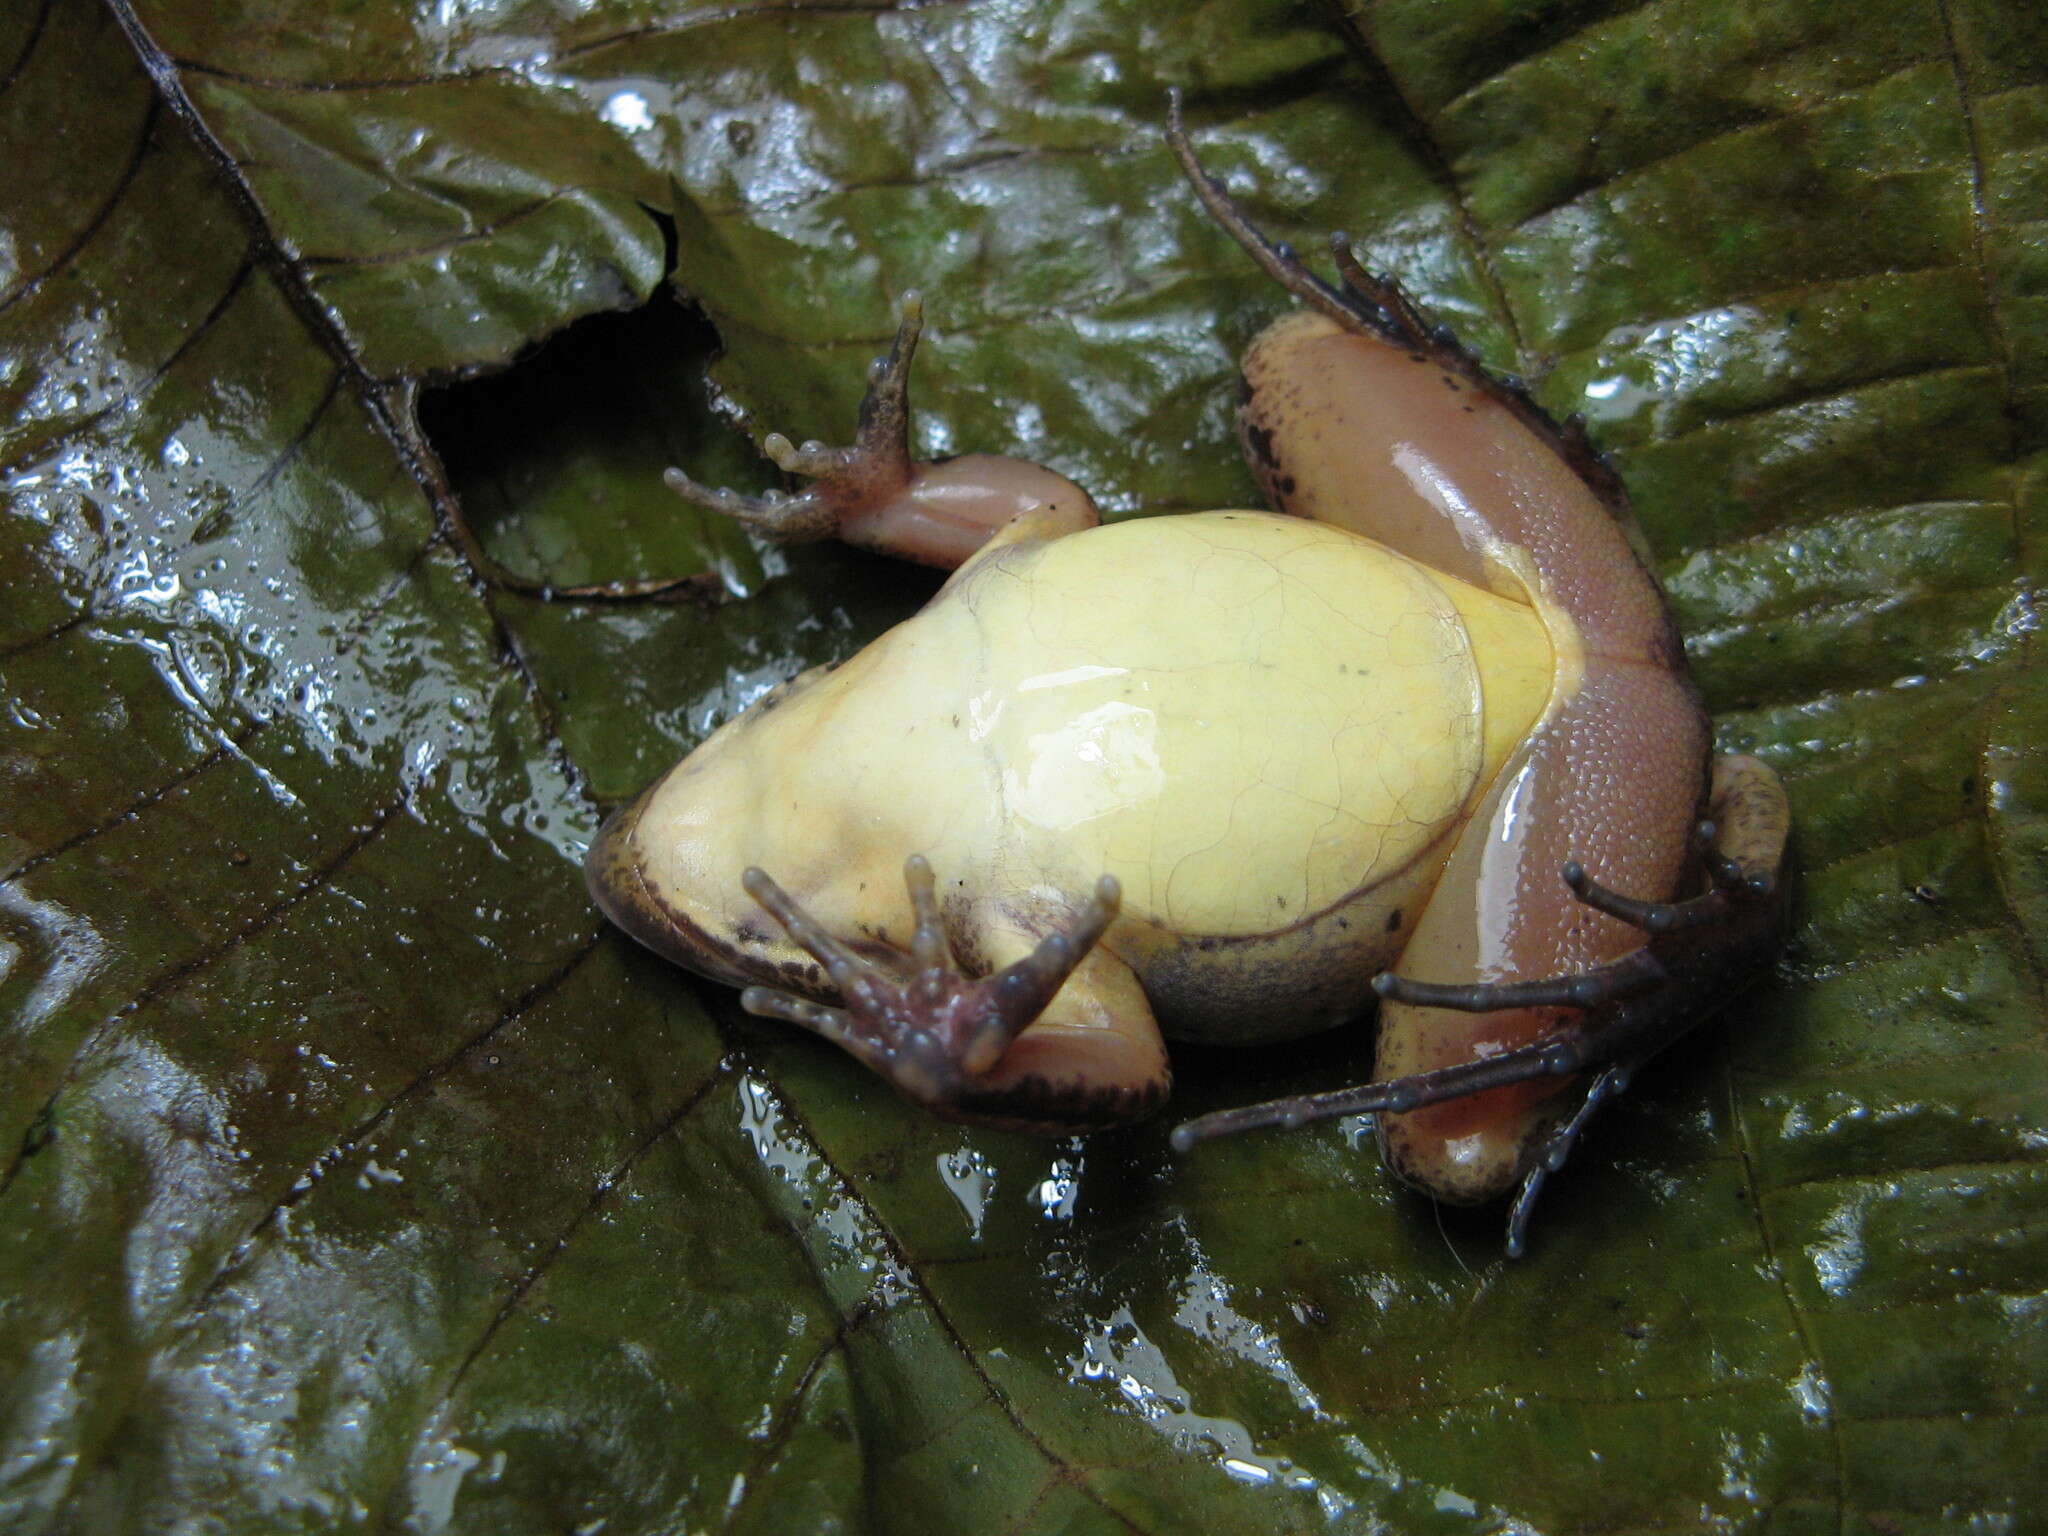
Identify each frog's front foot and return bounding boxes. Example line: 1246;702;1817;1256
666;294;1098;570
738;855;1124;1113
664;294;926;547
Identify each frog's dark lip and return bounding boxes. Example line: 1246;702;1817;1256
584;790;761;992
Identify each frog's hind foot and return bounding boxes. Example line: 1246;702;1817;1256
1165;93;1474;368
737;855;1122;1110
1163;90;1631;514
664;293;926;545
1170;755;1791;1253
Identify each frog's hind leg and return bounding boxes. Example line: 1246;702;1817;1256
739;856;1171;1133
1163;92;1626;517
666;295;1101;570
1171;754;1790;1254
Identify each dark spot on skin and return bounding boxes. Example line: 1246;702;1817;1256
1461;404;1476;413
1441;375;1462;391
1277;474;1296;496
1385;909;1403;933
1275;895;1287;909
1406;352;1426;364
1244;420;1280;469
735;918;771;945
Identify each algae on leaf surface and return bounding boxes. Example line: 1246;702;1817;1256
2;0;2045;1530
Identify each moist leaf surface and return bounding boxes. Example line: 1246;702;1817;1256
2;0;2044;1530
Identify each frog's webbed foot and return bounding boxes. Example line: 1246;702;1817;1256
1163;90;1631;515
1171;755;1791;1254
664;294;926;546
737;855;1123;1111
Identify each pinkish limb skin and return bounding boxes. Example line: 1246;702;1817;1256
1171;754;1790;1255
1164;89;1630;524
1166;90;1747;1245
662;293;925;547
665;294;1096;570
738;856;1127;1115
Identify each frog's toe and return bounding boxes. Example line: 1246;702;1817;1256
1174;756;1791;1253
738;857;1122;1110
662;468;843;543
662;296;923;548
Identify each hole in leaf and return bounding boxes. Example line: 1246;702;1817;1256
420;287;771;593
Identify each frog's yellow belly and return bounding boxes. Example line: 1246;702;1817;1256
619;511;1551;1044
965;511;1550;925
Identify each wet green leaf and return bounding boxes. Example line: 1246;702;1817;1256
3;0;2044;1531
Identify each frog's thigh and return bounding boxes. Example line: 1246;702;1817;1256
1239;313;1603;602
950;941;1170;1130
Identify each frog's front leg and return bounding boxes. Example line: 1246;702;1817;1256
665;294;1099;570
738;856;1170;1133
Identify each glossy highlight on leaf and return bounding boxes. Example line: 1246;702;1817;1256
2;0;2045;1531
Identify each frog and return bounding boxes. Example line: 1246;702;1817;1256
585;98;1790;1254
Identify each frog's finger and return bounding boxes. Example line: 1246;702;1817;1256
740;987;849;1035
662;468;841;543
1562;838;1775;934
1370;948;1667;1013
1501;1062;1635;1259
902;854;951;973
741;866;865;992
661;294;925;547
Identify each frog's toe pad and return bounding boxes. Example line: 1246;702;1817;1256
663;295;927;547
738;857;1121;1106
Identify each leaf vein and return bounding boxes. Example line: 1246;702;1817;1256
0;97;158;319
192;931;606;1315
0;791;408;1200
